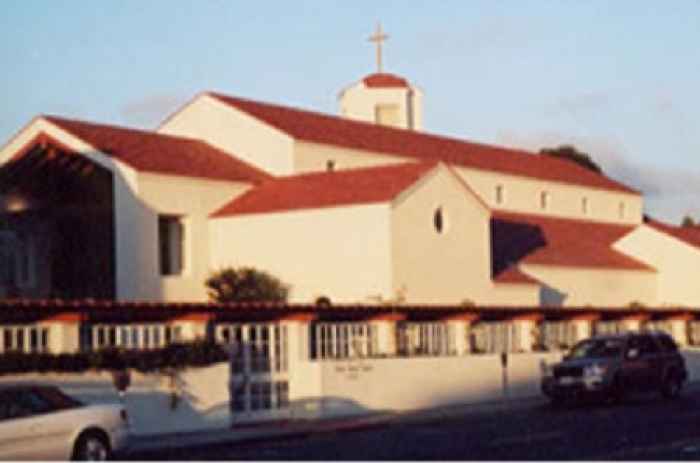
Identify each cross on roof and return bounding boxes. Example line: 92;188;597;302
368;24;389;73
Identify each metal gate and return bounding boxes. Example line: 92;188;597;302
216;323;290;423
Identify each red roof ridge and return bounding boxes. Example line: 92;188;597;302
212;161;437;218
206;92;638;195
41;115;271;184
492;210;638;230
645;216;700;249
362;72;409;88
493;266;540;285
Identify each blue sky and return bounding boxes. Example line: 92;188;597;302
1;0;699;223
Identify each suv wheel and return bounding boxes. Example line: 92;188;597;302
661;373;682;400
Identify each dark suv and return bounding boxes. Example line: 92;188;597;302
541;332;687;404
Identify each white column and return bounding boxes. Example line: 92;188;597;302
572;319;593;343
513;319;537;353
371;317;401;356
621;319;643;333
448;320;470;355
42;313;82;354
281;317;321;420
669;319;689;347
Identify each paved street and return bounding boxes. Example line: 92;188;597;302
130;389;700;460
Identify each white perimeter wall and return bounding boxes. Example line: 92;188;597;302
5;350;700;434
1;364;231;436
209;204;393;303
314;353;559;415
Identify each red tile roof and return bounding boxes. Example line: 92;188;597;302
44;116;271;183
207;93;637;194
645;217;700;249
491;212;653;272
212;161;436;217
362;73;409;88
493;266;540;285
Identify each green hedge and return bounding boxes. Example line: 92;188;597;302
0;341;228;376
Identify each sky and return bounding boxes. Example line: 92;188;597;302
1;0;699;223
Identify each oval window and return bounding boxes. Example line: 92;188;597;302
434;207;445;234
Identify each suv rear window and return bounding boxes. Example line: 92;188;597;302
654;333;678;352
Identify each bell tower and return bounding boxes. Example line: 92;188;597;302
339;25;423;131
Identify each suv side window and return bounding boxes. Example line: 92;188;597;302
625;336;641;359
637;335;660;356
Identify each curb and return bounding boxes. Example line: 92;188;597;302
128;413;394;454
128;396;541;455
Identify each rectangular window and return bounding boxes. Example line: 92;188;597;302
0;231;36;291
3;328;12;351
29;328;38;352
375;104;400;127
495;185;505;205
231;383;247;413
40;328;49;352
158;215;185;276
275;381;289;409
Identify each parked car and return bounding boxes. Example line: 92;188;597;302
541;332;688;404
0;384;129;460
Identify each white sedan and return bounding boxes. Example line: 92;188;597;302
0;384;129;461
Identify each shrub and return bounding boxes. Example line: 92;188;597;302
0;341;228;376
205;266;289;303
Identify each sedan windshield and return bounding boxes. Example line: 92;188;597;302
568;338;623;360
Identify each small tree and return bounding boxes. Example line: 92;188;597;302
681;215;697;228
205;266;289;303
540;145;602;174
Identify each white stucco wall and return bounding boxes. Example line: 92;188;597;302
390;165;493;304
133;173;249;302
614;225;700;306
522;264;657;307
157;94;295;175
209;204;394;303
315;353;560;415
339;82;423;131
294;140;408;174
456;167;643;225
487;283;540;306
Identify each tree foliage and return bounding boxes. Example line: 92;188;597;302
205;266;289;303
681;215;697;228
539;145;602;174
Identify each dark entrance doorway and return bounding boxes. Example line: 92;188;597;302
0;137;115;299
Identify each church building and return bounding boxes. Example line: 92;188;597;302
2;29;700;308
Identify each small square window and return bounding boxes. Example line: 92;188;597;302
375;104;400;127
